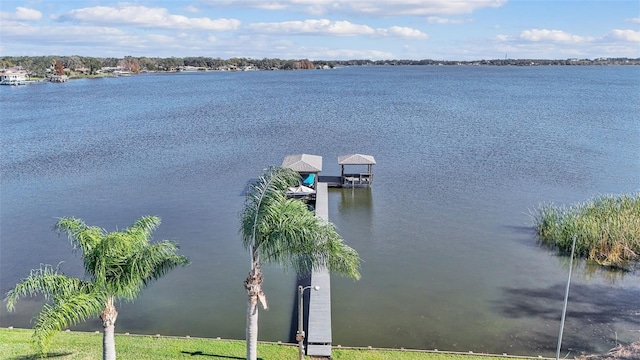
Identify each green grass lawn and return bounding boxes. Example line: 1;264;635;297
0;328;544;360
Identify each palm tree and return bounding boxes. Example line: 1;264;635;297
241;166;361;360
5;216;189;360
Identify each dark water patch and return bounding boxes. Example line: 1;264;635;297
496;283;640;354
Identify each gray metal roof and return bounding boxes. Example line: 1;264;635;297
281;154;323;172
337;154;376;165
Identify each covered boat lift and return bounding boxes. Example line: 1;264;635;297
282;153;323;174
282;154;323;200
338;154;376;187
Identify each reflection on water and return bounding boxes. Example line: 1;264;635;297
338;187;373;212
556;257;637;284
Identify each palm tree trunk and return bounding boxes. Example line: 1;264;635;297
246;294;259;360
100;297;118;360
245;259;266;360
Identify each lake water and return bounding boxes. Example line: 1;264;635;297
1;66;639;357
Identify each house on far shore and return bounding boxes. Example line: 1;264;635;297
75;67;90;75
48;74;68;83
0;67;28;85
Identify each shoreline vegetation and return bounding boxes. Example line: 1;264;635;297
533;193;640;270
1;55;639;81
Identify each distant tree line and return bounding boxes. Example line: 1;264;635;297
0;55;330;77
1;55;638;78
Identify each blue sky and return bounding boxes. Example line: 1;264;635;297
1;0;638;60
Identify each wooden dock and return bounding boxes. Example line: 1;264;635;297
318;175;342;188
281;153;375;357
306;182;332;357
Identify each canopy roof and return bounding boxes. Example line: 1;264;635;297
338;154;376;165
282;154;323;172
286;185;315;195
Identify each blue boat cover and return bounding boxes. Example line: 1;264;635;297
302;173;315;186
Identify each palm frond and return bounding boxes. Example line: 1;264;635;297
118;240;190;300
68;216;190;301
263;216;361;280
55;217;103;256
241;166;301;251
32;291;105;354
5;265;92;311
259;198;322;262
128;215;161;239
320;223;362;280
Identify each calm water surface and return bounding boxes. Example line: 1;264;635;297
1;66;639;357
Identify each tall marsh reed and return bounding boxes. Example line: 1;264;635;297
533;193;640;269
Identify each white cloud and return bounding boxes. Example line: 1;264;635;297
491;27;640;59
338;0;506;16
520;29;591;43
148;34;176;43
382;26;428;39
1;20;221;57
0;7;42;21
608;29;640;42
1;21;130;46
249;19;373;35
212;0;506;16
249;19;426;39
426;16;469;24
1;20;125;37
311;48;393;60
184;5;200;13
58;5;240;31
252;2;289;11
626;17;640;24
519;28;640;45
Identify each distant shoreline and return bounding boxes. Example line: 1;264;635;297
2;55;639;80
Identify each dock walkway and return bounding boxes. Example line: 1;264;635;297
306;182;332;357
318;175;341;188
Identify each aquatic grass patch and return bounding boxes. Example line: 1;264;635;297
533;193;640;269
